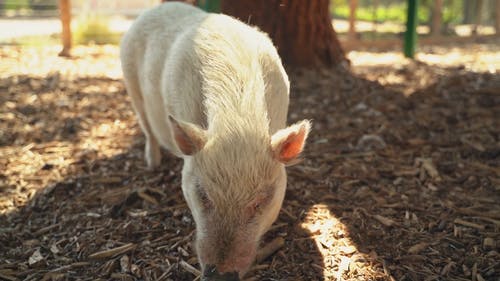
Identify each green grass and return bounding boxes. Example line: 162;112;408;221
332;2;430;24
72;15;121;45
1;34;60;46
2;0;30;10
0;16;121;47
331;0;465;25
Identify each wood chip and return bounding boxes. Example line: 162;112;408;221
339;245;357;255
110;273;134;281
440;261;455;275
33;223;60;236
407;242;429;254
2;44;500;281
476;274;486;281
335;256;351;280
455;207;500;220
137;189;159;205
453;218;485;230
88;243;136;260
417;158;440;180
0;271;18;281
472;262;478;281
460;136;485;152
483;237;495;250
28;248;44;266
49;262;91;273
120;255;130;273
373;214;396;227
41;272;65;281
179;260;200;277
255;237;285;264
92;176;123;184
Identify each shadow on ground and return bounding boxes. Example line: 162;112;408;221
282;63;499;280
1;60;499;281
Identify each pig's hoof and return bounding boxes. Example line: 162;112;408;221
146;156;161;170
145;142;161;169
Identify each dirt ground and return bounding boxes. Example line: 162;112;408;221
0;40;499;281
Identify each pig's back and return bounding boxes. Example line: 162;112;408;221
164;11;290;134
121;2;289;147
120;3;206;84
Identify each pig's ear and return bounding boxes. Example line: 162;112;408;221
271;120;311;165
169;116;207;156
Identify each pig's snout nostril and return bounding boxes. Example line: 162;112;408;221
202;265;240;281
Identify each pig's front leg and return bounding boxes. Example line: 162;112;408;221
122;75;162;169
145;135;161;169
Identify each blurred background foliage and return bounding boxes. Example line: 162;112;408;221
1;0;58;15
331;0;494;26
0;0;498;45
72;15;120;45
0;0;483;25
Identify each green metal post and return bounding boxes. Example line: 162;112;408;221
404;0;418;58
198;0;220;13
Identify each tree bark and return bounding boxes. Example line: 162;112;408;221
58;0;71;57
348;0;357;41
472;0;484;35
372;0;379;37
495;0;500;34
221;0;346;68
431;0;443;37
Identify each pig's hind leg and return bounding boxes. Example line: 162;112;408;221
124;78;162;169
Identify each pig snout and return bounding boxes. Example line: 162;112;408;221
202;265;240;281
196;232;256;281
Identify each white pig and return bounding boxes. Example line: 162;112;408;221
120;2;310;280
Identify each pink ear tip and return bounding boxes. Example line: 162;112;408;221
299;120;312;133
272;119;311;164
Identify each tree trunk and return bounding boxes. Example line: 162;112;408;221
58;0;71;57
495;0;500;34
348;0;358;41
221;0;346;68
372;0;379;37
472;0;484;35
463;0;475;24
431;0;443;37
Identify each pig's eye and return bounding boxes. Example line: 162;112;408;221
195;183;212;209
246;189;274;221
246;199;264;221
249;201;261;214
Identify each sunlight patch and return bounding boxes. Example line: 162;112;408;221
85;120;132;158
301;204;384;280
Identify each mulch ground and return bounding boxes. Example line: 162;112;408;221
0;43;499;281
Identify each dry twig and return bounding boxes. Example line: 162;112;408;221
88;243;137;260
255;237;285;264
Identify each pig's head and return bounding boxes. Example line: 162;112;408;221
169;116;310;280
